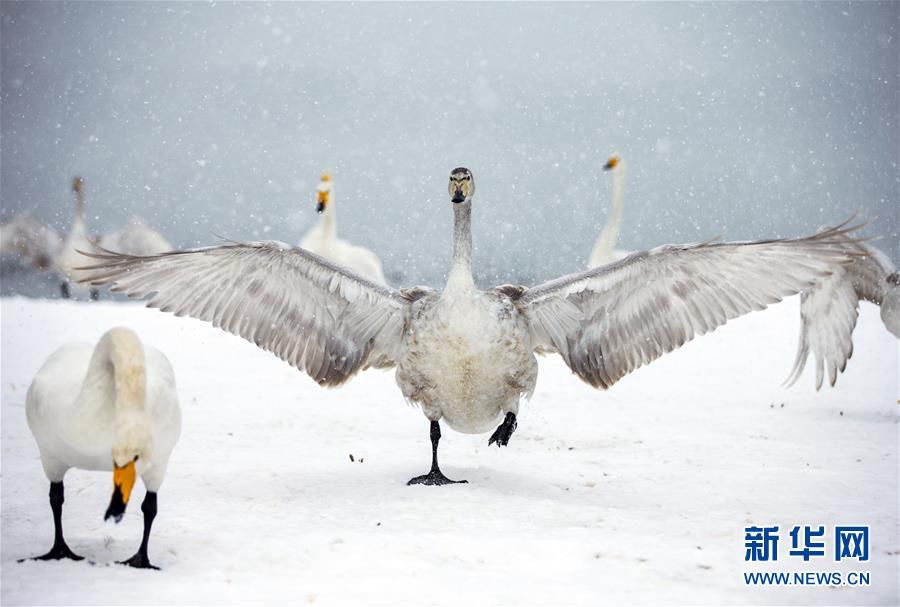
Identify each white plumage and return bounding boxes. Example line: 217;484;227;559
79;168;859;485
99;216;173;257
300;174;386;284
25;327;181;568
588;154;630;267
0;212;62;271
55;177;97;298
784;233;899;389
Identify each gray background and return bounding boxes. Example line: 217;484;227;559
2;2;898;288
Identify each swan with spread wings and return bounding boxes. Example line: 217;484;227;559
80;168;860;485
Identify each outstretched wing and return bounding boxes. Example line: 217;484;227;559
784;239;892;389
519;224;862;389
78;241;410;386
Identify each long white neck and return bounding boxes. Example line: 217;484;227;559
319;195;337;242
446;201;475;293
80;328;151;464
589;163;626;266
68;187;87;242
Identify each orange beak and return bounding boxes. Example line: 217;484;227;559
317;189;330;213
105;460;136;522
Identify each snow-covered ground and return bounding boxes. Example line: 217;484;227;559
1;296;897;606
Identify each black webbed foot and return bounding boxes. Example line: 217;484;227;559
24;481;84;563
25;542;84;562
408;420;468;486
407;469;468;486
118;552;159;570
488;412;517;447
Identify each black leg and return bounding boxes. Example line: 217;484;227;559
60;282;70;299
407;421;468;486
118;492;159;570
89;288;99;301
488;412;517;447
25;481;83;562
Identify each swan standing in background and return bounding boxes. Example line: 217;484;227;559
24;327;181;568
588;154;629;267
55;177;99;300
80;168;858;486
300;174;386;284
0;213;62;271
56;177;172;299
784;233;899;390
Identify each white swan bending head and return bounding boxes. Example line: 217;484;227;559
24;327;180;566
77;170;861;485
103;330;153;506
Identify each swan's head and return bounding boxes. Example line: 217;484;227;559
887;272;900;288
72;176;85;211
105;423;151;523
603;154;622;172
448;167;474;204
316;173;333;213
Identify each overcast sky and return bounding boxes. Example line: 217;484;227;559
2;2;897;286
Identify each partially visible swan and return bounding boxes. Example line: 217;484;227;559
300;174;386;284
0;213;62;271
784;233;899;389
56;177;172;299
588;154;630;267
55;177;99;299
24;327;181;568
100;216;172;257
79;168;858;486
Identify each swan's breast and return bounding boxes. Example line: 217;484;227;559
397;293;537;434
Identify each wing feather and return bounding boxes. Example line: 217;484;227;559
77;241;409;386
784;237;893;389
520;224;862;389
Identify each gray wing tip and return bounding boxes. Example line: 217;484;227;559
807;214;871;245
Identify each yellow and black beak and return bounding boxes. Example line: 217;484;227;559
316;189;330;213
603;156;620;171
450;181;470;204
104;460;136;523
